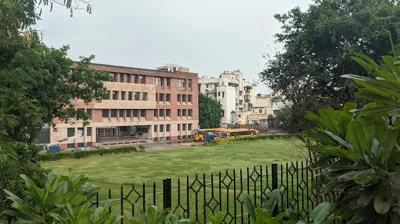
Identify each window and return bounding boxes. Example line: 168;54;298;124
134;92;140;100
188;109;192;117
133;109;138;117
140;110;146;117
238;114;241;118
178;124;181;131
221;110;224;117
206;84;209;88
166;94;170;102
155;77;163;86
166;78;171;86
113;73;118;82
128;92;133;100
182;109;187;117
127;74;132;83
67;109;75;118
107;91;111;99
182;94;186;102
222;92;225;98
259;109;263;113
188;124;192;130
67;128;75;137
78;128;84;137
166;124;170;132
120;126;128;132
188;95;192;103
134;75;139;83
111;109;117;117
183;124;186;131
86;109;92;118
154;109;158;117
126;109;131;117
142;92;148;101
113;91;118;100
178;79;185;87
239;91;243;96
159;94;164;102
87;127;92;136
159;109;164;117
177;94;181;102
188;79;192;88
119;109;124;118
102;110;109;118
67;143;75;149
154;125;157;132
218;92;221;97
177;109;181;117
160;125;164;132
140;75;146;84
166;109;171;117
120;74;125;82
121;91;126;100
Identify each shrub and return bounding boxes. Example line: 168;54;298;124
137;145;145;152
39;146;137;161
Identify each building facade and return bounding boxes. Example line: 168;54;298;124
50;64;199;150
198;70;256;124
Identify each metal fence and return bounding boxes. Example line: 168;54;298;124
90;161;327;224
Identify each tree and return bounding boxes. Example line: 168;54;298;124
198;93;222;129
260;0;400;133
0;0;110;216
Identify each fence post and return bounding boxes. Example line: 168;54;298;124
272;163;278;217
163;178;172;209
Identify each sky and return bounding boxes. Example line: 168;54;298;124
38;0;312;93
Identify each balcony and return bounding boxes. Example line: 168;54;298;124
248;114;269;121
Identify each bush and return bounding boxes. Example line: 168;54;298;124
39;146;137;161
212;134;294;145
137;145;145;152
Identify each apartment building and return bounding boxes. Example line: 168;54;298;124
198;70;256;124
50;64;198;150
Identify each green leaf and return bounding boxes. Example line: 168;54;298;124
310;202;334;224
346;121;365;153
374;190;392;214
357;187;377;207
381;129;399;165
309;145;360;162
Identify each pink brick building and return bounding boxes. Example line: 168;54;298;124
50;63;199;150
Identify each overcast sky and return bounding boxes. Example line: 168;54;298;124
38;0;312;93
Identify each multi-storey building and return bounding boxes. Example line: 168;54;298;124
50;63;199;150
198;70;256;124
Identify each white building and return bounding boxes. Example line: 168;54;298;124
198;70;257;124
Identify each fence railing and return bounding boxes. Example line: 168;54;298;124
90;160;327;224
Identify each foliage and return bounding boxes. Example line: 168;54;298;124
3;173;97;223
124;202;194;224
208;134;294;145
260;0;400;133
205;210;225;224
39;146;137;161
138;145;146;152
275;105;295;132
303;53;400;223
198;93;223;129
51;202;122;224
0;142;46;215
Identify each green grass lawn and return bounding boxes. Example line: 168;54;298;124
43;139;306;187
42;139;313;222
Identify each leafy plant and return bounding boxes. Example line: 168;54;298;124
303;53;400;223
51;202;121;224
39;146;137;161
206;210;225;224
124;202;194;224
3;173;97;223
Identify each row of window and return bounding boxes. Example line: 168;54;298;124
112;73;146;84
177;109;193;117
177;94;193;103
110;73;192;89
67;142;93;149
108;91;148;101
154;109;171;117
102;109;146;118
153;123;193;133
67;127;92;137
154;135;193;142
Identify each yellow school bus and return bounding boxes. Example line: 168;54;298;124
219;128;258;139
193;128;226;141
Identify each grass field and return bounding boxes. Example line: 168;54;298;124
43;139;306;187
42;139;310;221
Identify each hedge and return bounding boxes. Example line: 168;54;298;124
207;134;294;145
39;146;137;161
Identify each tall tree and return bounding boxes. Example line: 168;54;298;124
260;0;400;133
198;93;223;129
0;0;108;215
